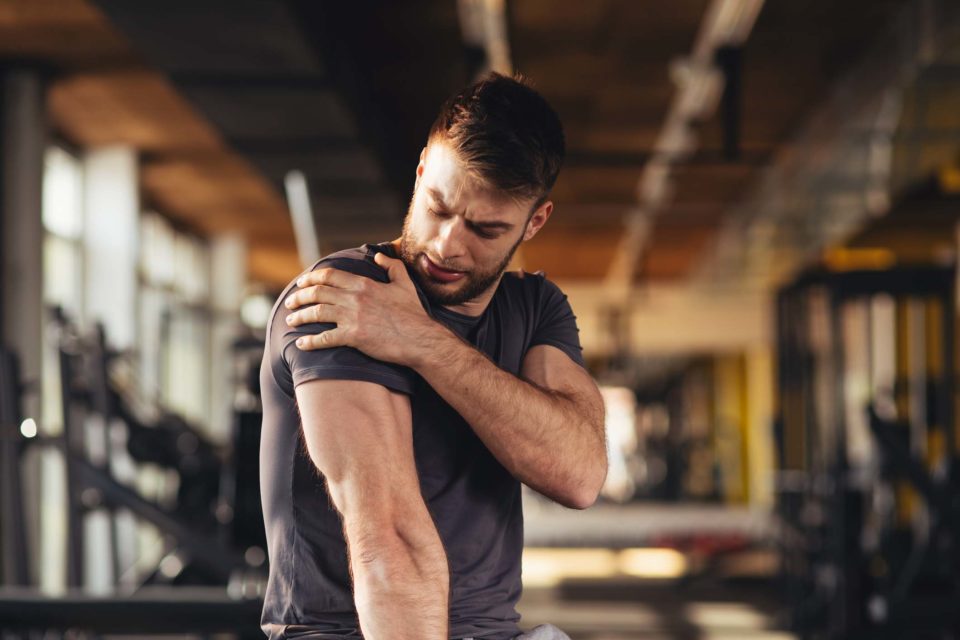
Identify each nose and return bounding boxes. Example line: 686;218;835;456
433;218;466;264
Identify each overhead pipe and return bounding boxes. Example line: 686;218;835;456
692;0;960;292
605;0;765;294
457;0;513;79
284;170;321;269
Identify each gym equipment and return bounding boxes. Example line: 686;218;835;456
0;307;270;636
48;307;249;586
775;266;960;639
628;359;733;504
0;587;262;633
223;334;268;554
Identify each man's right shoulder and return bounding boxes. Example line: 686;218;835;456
267;244;387;341
300;243;391;286
264;242;418;397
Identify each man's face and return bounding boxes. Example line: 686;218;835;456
399;142;552;307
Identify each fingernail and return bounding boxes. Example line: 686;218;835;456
285;315;294;325
296;338;305;347
297;277;305;287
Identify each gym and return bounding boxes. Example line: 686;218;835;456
1;1;959;638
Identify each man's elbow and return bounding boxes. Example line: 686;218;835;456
563;456;607;510
564;411;608;510
564;489;599;510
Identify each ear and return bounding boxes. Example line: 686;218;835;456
413;146;428;192
416;147;427;178
522;200;553;242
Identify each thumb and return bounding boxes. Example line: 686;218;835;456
374;251;411;284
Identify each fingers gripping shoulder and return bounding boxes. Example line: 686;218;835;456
281;254;389;349
276;251;418;395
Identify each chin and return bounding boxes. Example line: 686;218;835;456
420;280;470;306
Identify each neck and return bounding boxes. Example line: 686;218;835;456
440;277;502;317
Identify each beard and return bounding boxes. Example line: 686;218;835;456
398;213;523;307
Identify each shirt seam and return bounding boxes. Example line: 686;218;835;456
527;338;585;365
293;364;410;382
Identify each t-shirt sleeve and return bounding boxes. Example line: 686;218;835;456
278;255;417;395
529;276;586;368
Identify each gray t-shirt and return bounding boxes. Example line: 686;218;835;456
259;242;584;640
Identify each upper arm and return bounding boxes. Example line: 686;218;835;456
295;378;421;523
521;344;603;419
522;276;598;409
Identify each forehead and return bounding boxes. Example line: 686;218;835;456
422;143;530;220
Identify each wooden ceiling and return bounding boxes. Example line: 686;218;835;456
0;0;132;70
512;0;911;281
1;0;917;289
0;0;301;285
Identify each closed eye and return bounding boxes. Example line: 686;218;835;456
429;203;511;239
468;223;501;239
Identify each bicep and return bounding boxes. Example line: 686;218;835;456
295;379;418;518
521;344;603;418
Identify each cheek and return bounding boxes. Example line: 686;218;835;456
474;240;511;267
406;210;433;243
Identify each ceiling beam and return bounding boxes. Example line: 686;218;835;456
458;0;513;79
604;0;766;295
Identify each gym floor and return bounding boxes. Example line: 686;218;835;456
520;502;790;640
519;583;793;640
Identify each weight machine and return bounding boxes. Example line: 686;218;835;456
50;307;248;586
776;266;960;639
0;308;267;635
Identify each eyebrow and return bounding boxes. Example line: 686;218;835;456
426;187;515;231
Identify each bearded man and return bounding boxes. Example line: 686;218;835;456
259;73;607;640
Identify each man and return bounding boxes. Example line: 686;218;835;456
259;73;607;640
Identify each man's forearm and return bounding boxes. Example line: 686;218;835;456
411;325;606;509
349;517;448;639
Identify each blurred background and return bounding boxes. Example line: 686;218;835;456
2;0;960;638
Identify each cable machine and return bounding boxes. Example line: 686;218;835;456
0;308;266;636
776;266;959;639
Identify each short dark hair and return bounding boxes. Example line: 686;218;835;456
428;72;565;207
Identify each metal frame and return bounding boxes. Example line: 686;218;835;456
0;587;262;633
0;348;29;586
775;266;958;639
51;309;248;587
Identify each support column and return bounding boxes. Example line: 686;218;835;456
1;68;45;422
209;234;247;443
0;67;46;589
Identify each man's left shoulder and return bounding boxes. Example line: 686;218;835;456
501;268;549;289
501;269;566;302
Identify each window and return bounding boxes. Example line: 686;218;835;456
41;146;85;435
138;212;213;430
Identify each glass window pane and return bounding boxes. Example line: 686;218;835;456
174;234;209;302
43;234;83;317
42;147;83;239
137;286;165;403
140;212;175;286
164;310;210;428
